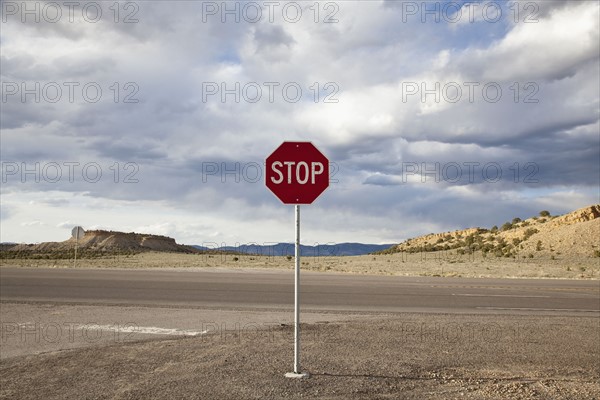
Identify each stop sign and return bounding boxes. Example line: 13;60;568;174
266;142;329;204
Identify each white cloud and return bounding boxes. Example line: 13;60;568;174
460;2;599;82
1;0;598;245
56;221;75;229
20;220;45;227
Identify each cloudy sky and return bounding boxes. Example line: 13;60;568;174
1;0;599;247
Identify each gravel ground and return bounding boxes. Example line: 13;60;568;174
1;314;598;399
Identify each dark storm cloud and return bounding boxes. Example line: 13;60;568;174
254;24;295;50
1;0;598;244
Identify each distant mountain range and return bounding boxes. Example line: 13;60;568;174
192;243;394;257
1;232;393;257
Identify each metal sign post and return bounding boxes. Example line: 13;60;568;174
292;204;305;376
265;141;329;380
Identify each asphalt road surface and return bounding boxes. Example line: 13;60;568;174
2;267;598;315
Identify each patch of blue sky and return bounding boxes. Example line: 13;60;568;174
384;0;520;49
216;48;242;65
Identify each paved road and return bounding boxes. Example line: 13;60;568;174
2;267;598;315
2;268;599;396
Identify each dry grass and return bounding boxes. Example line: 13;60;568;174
2;251;599;279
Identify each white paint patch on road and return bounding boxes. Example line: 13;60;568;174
76;324;208;336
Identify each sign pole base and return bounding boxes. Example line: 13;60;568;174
285;372;310;379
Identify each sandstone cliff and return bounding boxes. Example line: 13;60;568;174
382;205;600;258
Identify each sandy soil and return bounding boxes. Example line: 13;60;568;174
2;251;599;280
1;314;598;400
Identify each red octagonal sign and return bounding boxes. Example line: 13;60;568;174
265;142;329;205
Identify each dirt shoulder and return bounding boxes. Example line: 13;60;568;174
1;314;598;400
